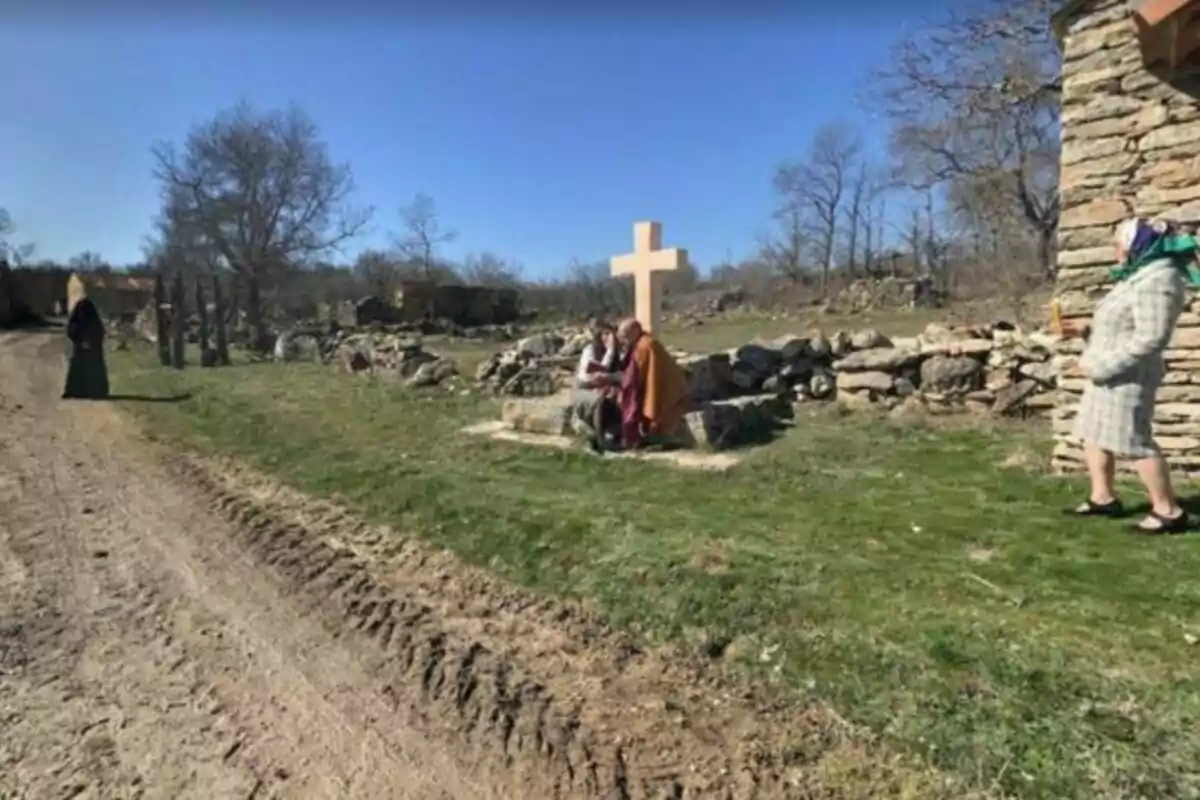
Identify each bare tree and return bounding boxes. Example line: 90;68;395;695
395;193;457;285
871;0;1060;278
760;173;810;284
663;258;700;297
903;206;924;278
150;102;372;350
459;251;523;289
352;248;399;298
843;163;887;277
68;250;109;272
0;208;36;266
772;123;862;292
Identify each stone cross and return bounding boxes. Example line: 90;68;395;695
610;221;687;335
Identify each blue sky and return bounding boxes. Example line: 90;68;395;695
0;6;944;280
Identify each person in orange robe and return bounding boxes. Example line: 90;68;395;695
615;318;691;449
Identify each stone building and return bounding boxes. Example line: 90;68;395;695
1052;0;1200;471
75;272;156;319
0;266;70;325
393;281;521;327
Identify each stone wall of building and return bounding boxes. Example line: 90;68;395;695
0;267;70;326
1053;0;1200;472
394;282;522;327
0;261;17;327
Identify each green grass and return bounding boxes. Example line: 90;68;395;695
108;332;1200;799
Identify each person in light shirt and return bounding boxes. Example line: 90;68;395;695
571;319;624;449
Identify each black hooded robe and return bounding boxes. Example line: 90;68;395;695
62;298;110;400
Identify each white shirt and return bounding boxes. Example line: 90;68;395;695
575;342;617;387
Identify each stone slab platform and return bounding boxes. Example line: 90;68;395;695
497;392;790;451
460;421;743;472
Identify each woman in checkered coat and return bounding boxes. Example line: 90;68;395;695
1071;218;1198;534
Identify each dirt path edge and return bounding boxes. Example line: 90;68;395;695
160;449;959;800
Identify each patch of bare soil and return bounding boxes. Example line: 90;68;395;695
0;331;959;799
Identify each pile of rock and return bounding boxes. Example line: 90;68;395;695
678;322;1056;417
477;321;1059;420
831;277;945;313
832;323;1058;417
271;328;459;388
474;328;592;396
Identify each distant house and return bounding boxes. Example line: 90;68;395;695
0;261;18;327
1;266;69;321
72;272;156;319
394;281;522;326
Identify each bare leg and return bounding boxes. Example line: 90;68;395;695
1084;442;1117;505
1134;451;1183;525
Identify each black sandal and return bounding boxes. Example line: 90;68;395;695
1068;499;1125;518
1131;510;1191;536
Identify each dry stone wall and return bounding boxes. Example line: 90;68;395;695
1053;0;1200;471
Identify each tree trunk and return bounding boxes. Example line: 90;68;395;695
212;274;231;366
195;276;212;366
1038;227;1055;281
245;273;270;353
170;273;186;370
846;209;860;278
821;230;836;297
153;273;171;367
863;207;875;278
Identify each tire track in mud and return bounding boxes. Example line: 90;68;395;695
2;330;515;799
0;390;282;799
169;453;957;800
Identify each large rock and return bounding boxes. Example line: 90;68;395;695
836;370;894;392
407;358;457;387
850;328;890;350
680;395;790;451
274;331;321;362
763;334;809;363
730;362;763;391
680;353;733;402
559;333;591;357
809;370;835;400
498;365;559;397
475;352;503;382
501;394;574;435
833;347;921;372
779;357;815;382
339;349;371;373
920;355;984;393
516;333;564;358
993;379;1040;416
732;343;781;378
1018;361;1058;384
920;337;994;357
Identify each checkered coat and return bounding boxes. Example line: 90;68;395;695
1073;259;1187;457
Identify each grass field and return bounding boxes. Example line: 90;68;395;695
106;312;1200;799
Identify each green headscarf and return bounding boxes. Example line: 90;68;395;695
1109;218;1200;285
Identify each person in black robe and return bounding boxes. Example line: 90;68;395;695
62;298;110;400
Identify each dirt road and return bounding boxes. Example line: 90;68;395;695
0;329;948;800
0;330;492;799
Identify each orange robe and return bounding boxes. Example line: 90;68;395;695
621;333;690;444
